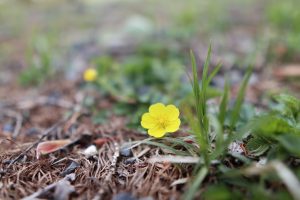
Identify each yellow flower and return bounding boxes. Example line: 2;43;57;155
83;68;97;82
141;103;181;138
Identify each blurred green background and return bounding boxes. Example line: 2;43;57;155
0;0;299;86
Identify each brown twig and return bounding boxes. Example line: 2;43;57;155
92;141;120;200
105;141;120;182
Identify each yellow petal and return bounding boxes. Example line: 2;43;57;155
165;104;180;120
141;113;156;129
148;127;166;138
149;103;166;117
166;118;181;132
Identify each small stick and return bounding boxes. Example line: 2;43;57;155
105;141;120;182
13;111;22;138
92;141;120;200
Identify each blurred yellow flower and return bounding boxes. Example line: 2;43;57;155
83;68;97;82
141;103;181;138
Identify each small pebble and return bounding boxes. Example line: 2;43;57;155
120;148;133;157
112;192;136;200
124;157;136;165
83;145;98;157
60;161;80;177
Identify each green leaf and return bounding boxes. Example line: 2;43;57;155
274;94;300;116
246;137;270;156
276;134;300;157
244;114;296;137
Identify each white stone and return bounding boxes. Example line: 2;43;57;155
83;145;98;157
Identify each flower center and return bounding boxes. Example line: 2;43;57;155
157;117;168;129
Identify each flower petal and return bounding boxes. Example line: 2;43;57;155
149;103;166;117
165;104;180;120
83;68;97;82
141;113;156;129
166;119;181;132
148;127;166;138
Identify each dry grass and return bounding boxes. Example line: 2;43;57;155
0;110;190;199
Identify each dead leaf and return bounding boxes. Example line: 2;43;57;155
36;139;72;159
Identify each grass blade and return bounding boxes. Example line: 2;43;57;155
190;50;201;121
142;140;190;156
230;66;252;131
207;62;222;85
218;76;230;127
201;45;212;132
164;137;199;156
209;114;224;160
184;167;208;200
